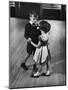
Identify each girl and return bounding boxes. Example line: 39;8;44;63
31;20;51;77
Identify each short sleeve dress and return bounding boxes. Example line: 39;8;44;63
33;32;49;64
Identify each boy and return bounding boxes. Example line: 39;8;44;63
21;11;41;70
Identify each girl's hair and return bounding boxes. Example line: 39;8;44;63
39;21;51;33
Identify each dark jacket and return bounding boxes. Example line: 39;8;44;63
24;23;41;54
24;23;41;44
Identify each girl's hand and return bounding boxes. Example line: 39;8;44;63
27;38;31;43
36;41;41;48
37;45;41;48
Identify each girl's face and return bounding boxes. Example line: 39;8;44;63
41;30;45;34
29;14;38;24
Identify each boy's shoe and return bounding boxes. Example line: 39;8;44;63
21;63;28;70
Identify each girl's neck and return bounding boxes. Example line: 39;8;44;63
41;30;45;34
29;21;33;25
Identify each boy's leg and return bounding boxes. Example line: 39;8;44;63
33;63;36;71
31;59;38;77
21;53;30;70
32;49;38;72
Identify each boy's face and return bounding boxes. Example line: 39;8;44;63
29;14;38;24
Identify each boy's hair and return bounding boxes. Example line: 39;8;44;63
39;21;51;33
29;10;38;18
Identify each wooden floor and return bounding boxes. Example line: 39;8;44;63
9;18;66;88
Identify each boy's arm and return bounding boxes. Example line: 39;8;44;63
24;24;32;42
24;24;30;39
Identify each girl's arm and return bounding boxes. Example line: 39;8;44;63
31;41;37;47
31;41;41;48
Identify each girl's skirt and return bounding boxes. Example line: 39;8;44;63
33;46;48;64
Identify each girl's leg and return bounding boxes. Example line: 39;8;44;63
46;48;51;71
33;65;42;77
46;59;51;76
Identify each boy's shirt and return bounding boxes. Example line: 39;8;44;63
24;22;41;44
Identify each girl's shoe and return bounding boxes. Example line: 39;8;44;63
46;70;50;76
30;72;40;78
42;70;51;76
34;71;40;77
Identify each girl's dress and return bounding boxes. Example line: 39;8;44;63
33;31;49;64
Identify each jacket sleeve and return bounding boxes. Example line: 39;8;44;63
24;24;30;39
